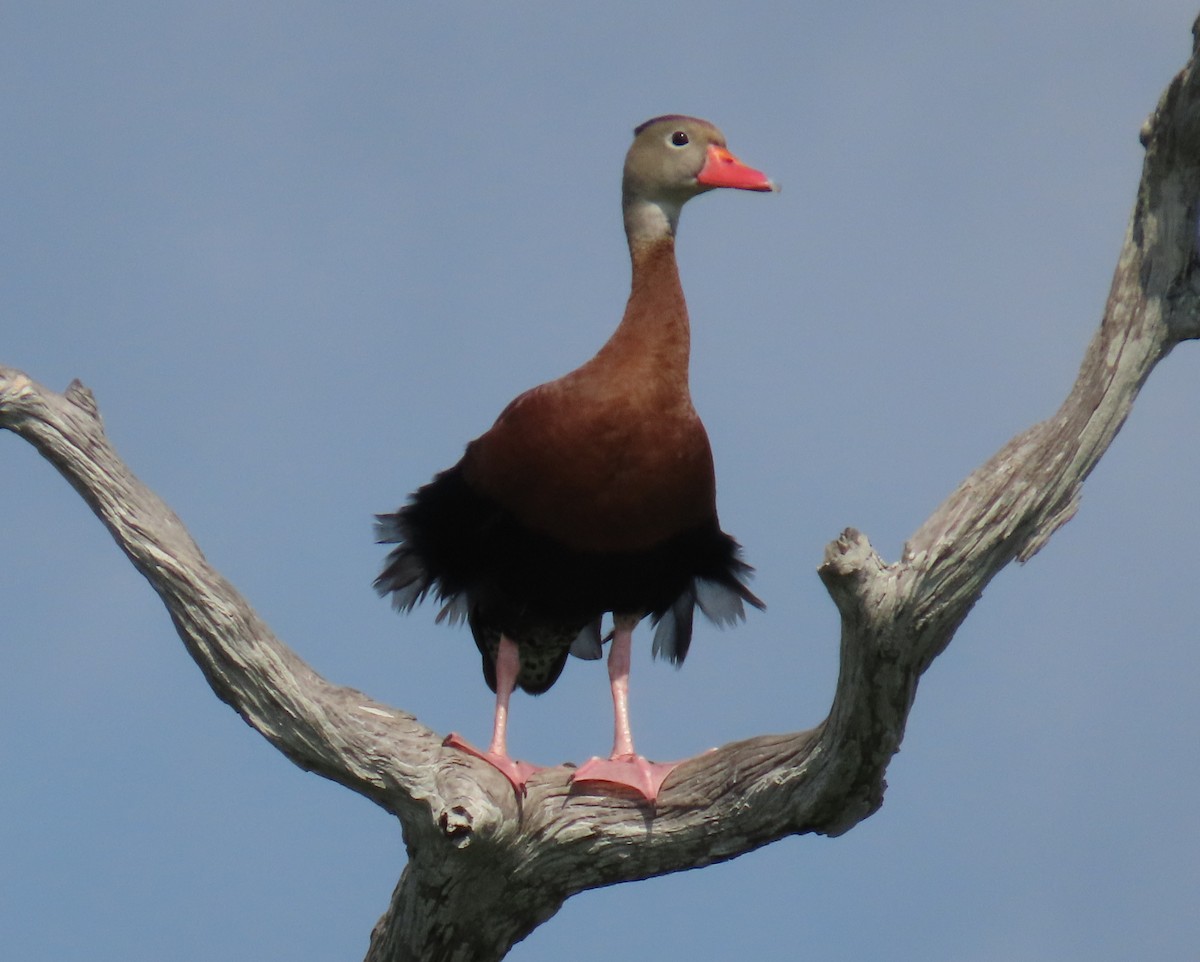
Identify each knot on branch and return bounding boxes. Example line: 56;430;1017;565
433;761;520;850
818;529;892;624
65;379;100;420
819;527;873;578
437;804;476;847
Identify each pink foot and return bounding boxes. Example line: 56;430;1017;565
443;732;542;795
572;753;679;801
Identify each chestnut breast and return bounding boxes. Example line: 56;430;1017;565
462;365;717;553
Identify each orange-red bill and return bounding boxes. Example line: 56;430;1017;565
696;144;777;192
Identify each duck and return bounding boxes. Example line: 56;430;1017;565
376;115;775;800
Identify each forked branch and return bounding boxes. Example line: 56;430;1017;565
5;18;1200;962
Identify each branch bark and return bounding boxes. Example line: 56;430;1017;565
5;19;1200;962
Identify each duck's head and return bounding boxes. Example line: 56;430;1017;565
623;114;776;244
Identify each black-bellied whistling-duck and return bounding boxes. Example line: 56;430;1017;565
376;115;774;801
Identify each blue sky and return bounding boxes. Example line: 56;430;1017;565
2;3;1198;959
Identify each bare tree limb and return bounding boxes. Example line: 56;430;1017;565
4;18;1199;962
0;370;445;824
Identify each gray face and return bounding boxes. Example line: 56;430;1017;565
623;116;727;208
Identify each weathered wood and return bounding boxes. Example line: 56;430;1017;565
3;17;1199;962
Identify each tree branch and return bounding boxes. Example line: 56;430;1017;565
0;370;443;824
5;18;1200;962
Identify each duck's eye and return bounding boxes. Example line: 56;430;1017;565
670;130;689;147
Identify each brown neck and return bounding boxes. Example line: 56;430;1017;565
589;235;691;392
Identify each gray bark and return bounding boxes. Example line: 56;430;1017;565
4;18;1200;962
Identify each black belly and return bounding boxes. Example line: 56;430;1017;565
375;462;758;694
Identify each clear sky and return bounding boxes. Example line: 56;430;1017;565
2;4;1198;960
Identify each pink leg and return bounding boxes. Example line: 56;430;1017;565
444;635;541;795
572;616;679;801
489;632;519;756
608;619;636;756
